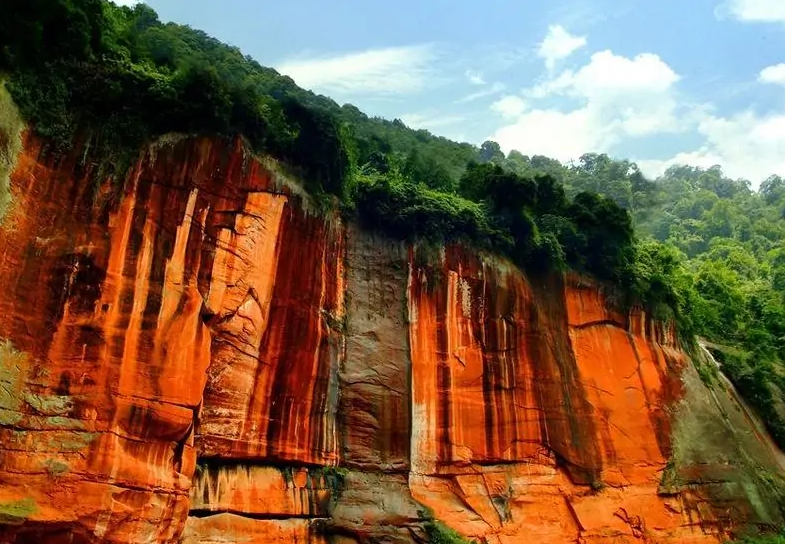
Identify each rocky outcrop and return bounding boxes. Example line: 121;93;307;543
0;130;344;543
405;261;741;544
0;123;782;544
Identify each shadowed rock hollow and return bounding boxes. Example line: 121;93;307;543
0;123;783;543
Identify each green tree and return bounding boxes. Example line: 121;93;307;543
761;175;785;206
478;140;505;164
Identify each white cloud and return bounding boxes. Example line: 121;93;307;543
716;0;785;22
491;50;683;163
760;63;785;86
491;45;782;186
566;51;679;95
455;82;506;104
525;70;576;99
490;96;527;119
399;112;471;143
111;0;139;4
637;110;785;184
537;25;587;71
466;70;486;85
400;112;468;130
276;44;437;96
494;108;602;161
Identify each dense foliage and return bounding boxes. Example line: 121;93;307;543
351;160;636;284
0;0;643;290
636;166;785;446
2;1;784;450
1;0;352;191
502;153;785;448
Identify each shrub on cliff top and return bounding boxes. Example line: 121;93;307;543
0;0;661;310
351;161;640;288
350;168;511;249
1;0;351;194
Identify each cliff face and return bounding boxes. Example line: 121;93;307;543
0;125;783;544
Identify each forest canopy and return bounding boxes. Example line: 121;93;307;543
0;0;642;287
2;0;784;447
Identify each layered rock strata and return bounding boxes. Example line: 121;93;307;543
0;126;782;543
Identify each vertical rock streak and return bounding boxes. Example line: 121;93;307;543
0;134;781;544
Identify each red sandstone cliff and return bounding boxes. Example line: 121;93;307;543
0;121;783;544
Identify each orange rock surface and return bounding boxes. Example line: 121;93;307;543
0;133;782;544
407;253;779;544
0;134;341;543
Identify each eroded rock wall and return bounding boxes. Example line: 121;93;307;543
0;130;782;544
406;256;709;543
0;133;343;543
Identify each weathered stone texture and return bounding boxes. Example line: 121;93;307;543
0;133;782;544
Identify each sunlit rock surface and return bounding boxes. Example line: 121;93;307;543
0;128;782;544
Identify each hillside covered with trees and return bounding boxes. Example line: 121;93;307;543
2;0;784;460
482;145;785;449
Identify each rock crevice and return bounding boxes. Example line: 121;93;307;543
0;134;782;544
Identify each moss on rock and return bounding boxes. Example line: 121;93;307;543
0;82;24;226
0;498;37;525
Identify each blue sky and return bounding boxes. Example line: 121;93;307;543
124;0;784;186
